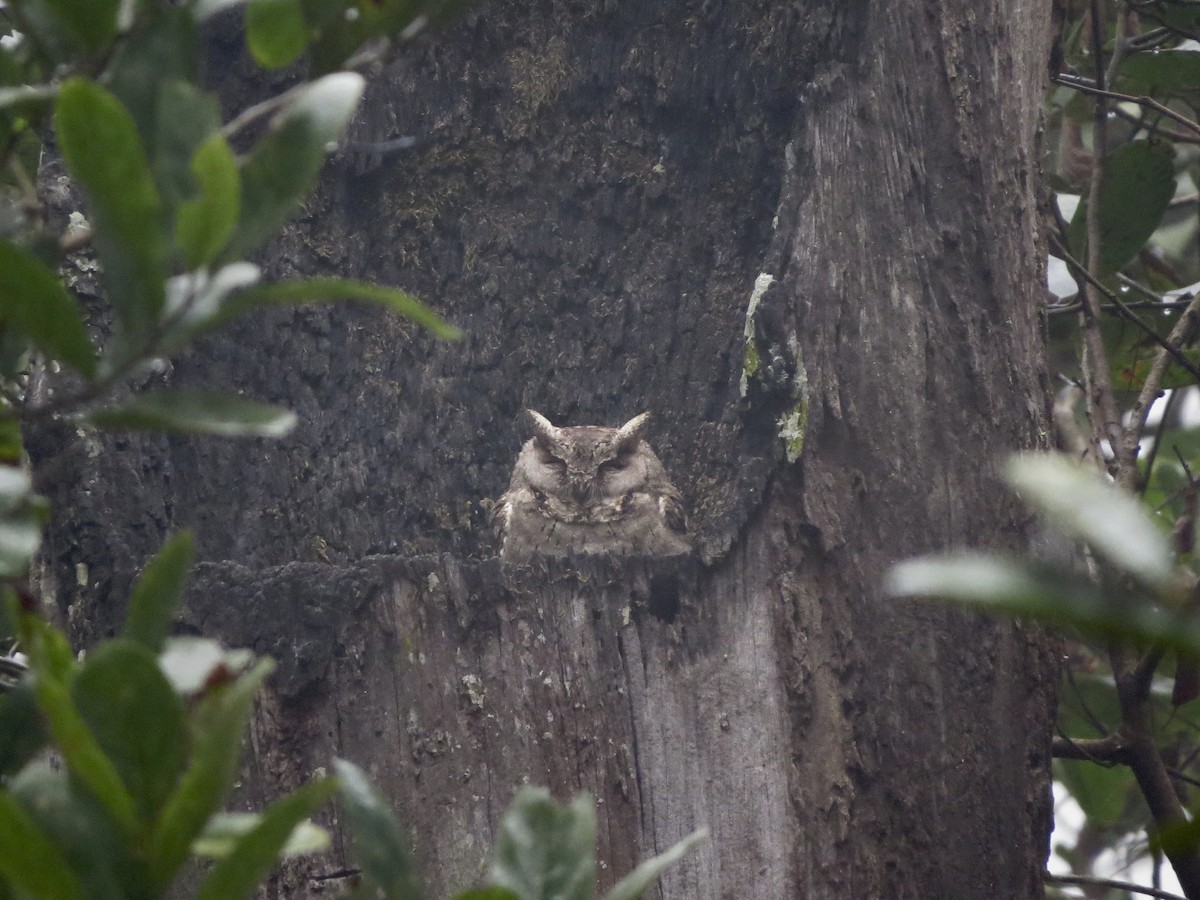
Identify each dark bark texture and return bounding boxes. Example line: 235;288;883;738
34;0;1059;896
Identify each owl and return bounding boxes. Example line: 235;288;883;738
491;410;691;561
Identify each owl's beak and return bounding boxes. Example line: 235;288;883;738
569;477;592;504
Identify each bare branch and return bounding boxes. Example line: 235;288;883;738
1119;293;1200;488
1054;74;1200;141
1045;871;1185;900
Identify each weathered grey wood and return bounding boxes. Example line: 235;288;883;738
34;0;1059;896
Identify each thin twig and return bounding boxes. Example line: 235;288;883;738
1052;732;1133;764
1119;293;1200;488
1053;74;1200;141
1050;238;1200;386
1137;386;1182;497
1079;6;1126;466
1115;103;1200;145
1044;871;1185;900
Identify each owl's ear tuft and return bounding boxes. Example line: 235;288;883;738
527;409;560;446
616;412;651;448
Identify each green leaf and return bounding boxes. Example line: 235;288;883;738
8;761;142;898
0;419;23;464
452;891;521;900
73;640;188;824
1004;454;1175;589
1121;48;1200;96
334;758;424;900
0;242;96;377
603;829;707;900
193;811;330;859
55;78;167;337
887;553;1200;654
1057;672;1121;739
176;133;241;269
107;7;200;151
0;679;48;778
246;0;309;68
490;788;595;900
1055;758;1134;827
195;778;337;900
1067;140;1176;278
124;532;195;653
37;0;120;56
222;73;364;261
0;787;83;900
86;390;298;438
31;666;140;839
149;659;274;891
21;614;75;683
154;80;223;213
214;278;462;340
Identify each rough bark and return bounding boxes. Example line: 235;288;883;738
34;0;1058;897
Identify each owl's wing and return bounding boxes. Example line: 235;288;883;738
658;489;688;536
489;494;513;540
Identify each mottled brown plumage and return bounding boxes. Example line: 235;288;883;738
492;410;691;561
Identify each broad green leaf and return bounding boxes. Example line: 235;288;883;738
335;758;423;900
246;0;308;68
73;640;188;824
21;613;75;683
0;242;96;376
452;891;521;900
149;659;274;891
56;79;167;337
0;679;47;778
1067;140;1176;278
222;73;364;261
107;7;200;150
195;778;337;900
0;788;83;900
603;829;707;900
124;532;195;653
193;811;330;859
1057;672;1121;739
1121;49;1200;95
887;553;1200;653
490;788;595;900
86;390;298;438
155;80;223;213
8;762;141;898
213;278;462;340
176;134;241;269
0;418;22;464
32;671;140;839
1055;758;1134;827
1004;454;1175;589
38;0;120;55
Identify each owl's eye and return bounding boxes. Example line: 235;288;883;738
540;451;568;472
598;459;627;476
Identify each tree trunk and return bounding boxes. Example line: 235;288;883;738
36;0;1058;896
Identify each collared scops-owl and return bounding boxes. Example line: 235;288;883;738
491;410;691;561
